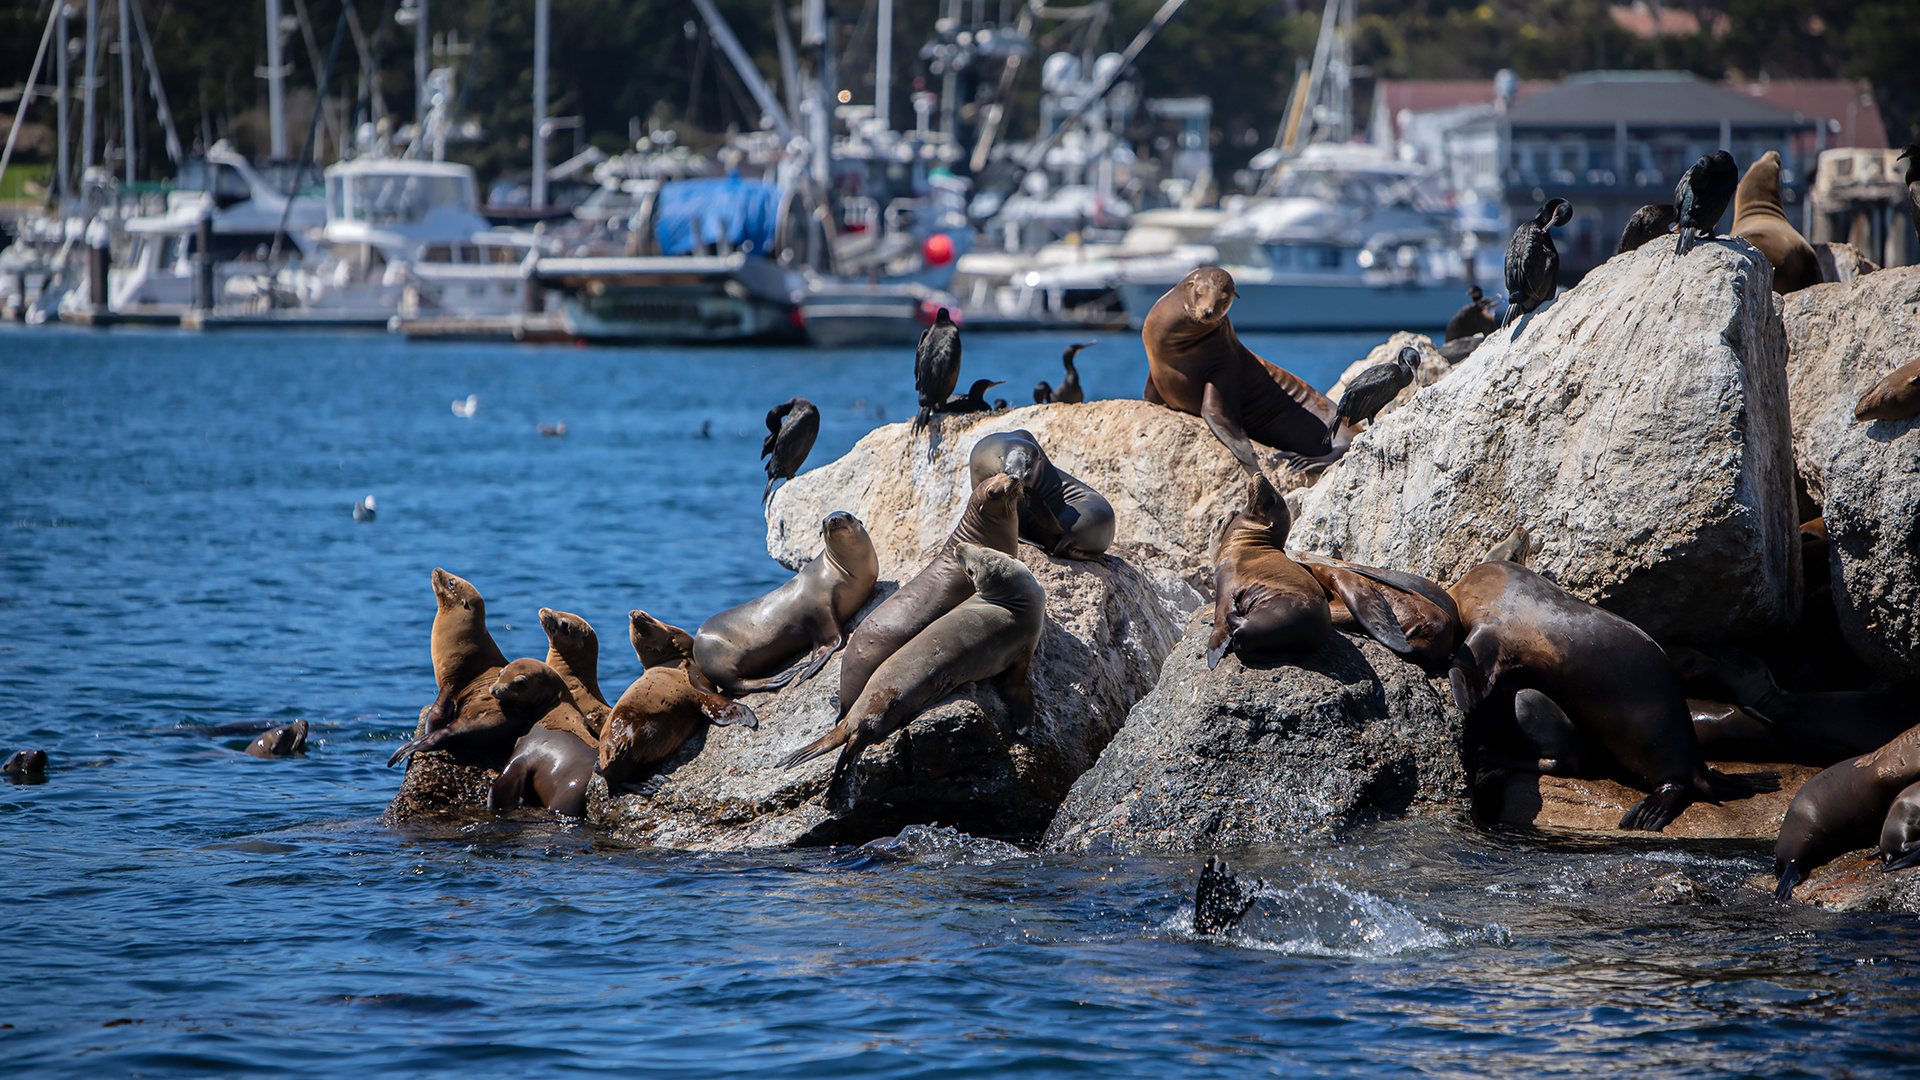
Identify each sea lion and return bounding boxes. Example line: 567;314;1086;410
1504;198;1570;326
1854;358;1920;423
387;569;511;767
1878;779;1920;871
599;610;757;790
1775;723;1920;899
489;663;599;818
246;719;309;759
1051;342;1091;403
3;749;48;782
1142;266;1349;472
1676;648;1915;766
694;511;879;696
1674;151;1738;255
539;607;612;736
762;397;820;504
1193;856;1259;935
1687;699;1787;763
390;656;567;769
1448;559;1778;831
1731;151;1821;294
913;308;961;431
967;430;1115;559
1206;475;1336;668
1616;203;1677;254
1332;347;1417;429
1482;525;1530;566
779;542;1046;806
834;472;1024;719
1445;286;1498;342
1295;553;1459;670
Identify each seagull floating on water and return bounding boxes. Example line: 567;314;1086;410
537;422;568;437
451;395;480;418
353;496;377;523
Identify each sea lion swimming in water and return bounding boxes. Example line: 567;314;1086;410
1142;266;1350;473
1854;358;1920;423
968;430;1116;559
1447;558;1778;831
913;308;961;431
538;608;612;737
1731;151;1821;294
762;397;820;505
598;611;756;790
489;661;598;817
246;719;308;759
1775;723;1920;899
1674;151;1738;256
1504;198;1570;326
1616;203;1677;254
833;473;1024;720
3;749;48;782
694;511;879;697
780;543;1046;807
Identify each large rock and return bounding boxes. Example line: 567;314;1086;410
1290;240;1799;644
587;544;1199;848
1483;764;1818;839
1783;266;1920;682
767;399;1302;587
1041;613;1468;853
1813;241;1880;285
1778;848;1920;912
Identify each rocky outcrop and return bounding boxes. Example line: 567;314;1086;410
1482;764;1817;839
1290;240;1800;644
1782;267;1920;683
1814;242;1880;285
384;707;501;823
1778;848;1920;912
767;399;1303;587
1325;332;1451;427
1042;613;1468;853
588;545;1200;848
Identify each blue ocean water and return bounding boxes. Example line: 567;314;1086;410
2;325;1916;1077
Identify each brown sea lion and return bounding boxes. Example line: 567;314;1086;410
1878;779;1920;871
1686;699;1786;763
1206;475;1337;668
1731;151;1821;294
779;543;1046;806
1142;266;1350;472
391;657;567;769
834;473;1024;719
1295;553;1459;670
3;749;48;781
694;511;879;697
246;719;309;759
1677;648;1915;766
1854;357;1920;423
489;661;599;817
1775;723;1920;899
601;611;757;790
1448;559;1778;831
539;608;612;737
967;430;1115;559
388;569;512;767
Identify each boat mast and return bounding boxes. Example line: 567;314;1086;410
532;0;548;208
81;0;96;178
116;0;134;181
264;0;289;159
56;1;70;203
874;0;890;130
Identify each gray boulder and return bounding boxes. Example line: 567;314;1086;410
1783;266;1920;682
1042;612;1468;853
1290;240;1799;644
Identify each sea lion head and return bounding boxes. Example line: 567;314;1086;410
1179;266;1238;326
955;541;1035;601
2;749;48;776
248;719;309;758
539;608;598;653
490;658;565;709
431;568;485;615
1239;473;1289;542
973;471;1024;514
1855;362;1920;422
820;511;877;570
991;431;1044;486
629;609;695;667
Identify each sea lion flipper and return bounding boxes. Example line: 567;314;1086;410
1773;861;1805;902
1193;856;1259;936
1447;627;1502;714
386;732;431;769
1485;526;1530;566
488;758;531;812
1881;847;1920;873
777;722;851;770
1309;566;1411;654
1200;381;1262;476
700;692;758;730
1618;782;1693;832
1512;689;1581;772
995;655;1036;736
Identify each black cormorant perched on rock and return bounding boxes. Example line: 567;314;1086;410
1437;333;1484;364
940;379;1005;415
1504;198;1571;326
1444;286;1499;342
761;397;820;504
1052;342;1093;403
1673;151;1738;255
1033;381;1053;404
1900;144;1919;250
913;307;961;431
1617;203;1678;254
1335;347;1418;429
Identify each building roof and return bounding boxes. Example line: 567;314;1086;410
1504;72;1815;129
1726;78;1888;148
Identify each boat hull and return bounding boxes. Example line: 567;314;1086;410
1120;277;1477;333
534;255;803;344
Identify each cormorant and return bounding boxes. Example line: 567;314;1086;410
1334;346;1418;429
1052;342;1093;403
1900;144;1920;250
1673;150;1738;255
761;397;821;504
1444;286;1498;342
1033;381;1054;404
913;307;961;431
1504;198;1572;326
940;379;1005;415
1616;203;1678;254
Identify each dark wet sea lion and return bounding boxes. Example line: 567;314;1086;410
1616;203;1677;254
914;308;961;431
1504;198;1570;326
1142;266;1347;471
694;511;879;697
600;610;757;789
1775;723;1920;899
1206;475;1335;668
967;429;1115;559
1296;553;1458;669
1448;560;1778;831
1193;856;1259;935
762;397;820;504
1674;151;1738;256
246;719;309;759
834;473;1023;719
3;749;48;781
1854;358;1920;423
539;608;612;737
1878;779;1920;871
779;543;1045;806
1445;286;1498;342
489;666;599;818
1732;151;1820;294
1686;699;1786;763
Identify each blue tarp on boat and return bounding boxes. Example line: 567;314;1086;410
654;177;780;257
